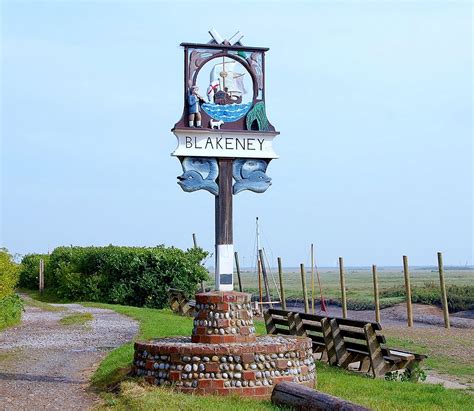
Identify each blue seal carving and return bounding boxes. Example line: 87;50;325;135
178;157;219;196
233;159;272;194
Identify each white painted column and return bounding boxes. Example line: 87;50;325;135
216;244;234;291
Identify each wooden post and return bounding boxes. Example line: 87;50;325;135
258;258;263;311
215;159;233;291
192;233;205;292
259;249;272;307
234;251;243;292
437;252;450;329
403;255;413;327
39;258;44;295
300;263;309;313
311;244;315;314
271;382;371;411
338;257;347;319
277;257;286;310
372;264;380;323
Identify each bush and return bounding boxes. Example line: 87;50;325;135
0;294;23;330
0;248;20;299
18;253;50;289
21;245;209;308
0;249;23;330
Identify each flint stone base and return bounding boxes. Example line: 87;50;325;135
192;291;256;343
133;335;316;399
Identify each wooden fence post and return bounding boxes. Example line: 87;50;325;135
258;258;263;312
278;257;286;310
39;258;44;295
311;244;315;314
437;252;450;329
300;263;310;313
403;255;413;327
259;249;272;307
372;264;380;323
338;257;347;319
234;251;243;292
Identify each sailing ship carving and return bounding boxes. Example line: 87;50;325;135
207;58;247;105
202;57;251;123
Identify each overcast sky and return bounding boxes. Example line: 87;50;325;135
1;1;472;267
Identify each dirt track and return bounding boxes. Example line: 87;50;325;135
0;296;138;411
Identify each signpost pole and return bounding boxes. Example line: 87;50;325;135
215;158;234;291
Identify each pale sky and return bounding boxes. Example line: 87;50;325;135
1;0;472;267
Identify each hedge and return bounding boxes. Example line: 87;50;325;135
20;245;209;308
0;249;23;330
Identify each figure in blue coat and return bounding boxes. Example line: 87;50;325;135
188;86;204;128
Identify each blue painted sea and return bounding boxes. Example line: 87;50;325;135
202;102;252;123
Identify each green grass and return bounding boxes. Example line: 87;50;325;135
18;288;71;304
385;334;474;381
317;363;473;411
98;382;278;411
87;302;473;410
59;312;93;326
83;304;195;389
20;295;65;312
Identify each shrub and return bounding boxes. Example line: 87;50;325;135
0;249;20;299
0;294;23;330
21;245;209;308
0;249;23;330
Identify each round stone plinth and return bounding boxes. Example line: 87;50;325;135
192;291;256;344
133;335;316;399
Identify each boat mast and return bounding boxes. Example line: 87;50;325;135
221;56;226;91
256;217;263;310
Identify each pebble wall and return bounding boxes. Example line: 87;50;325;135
133;291;316;399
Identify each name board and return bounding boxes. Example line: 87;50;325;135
172;129;279;159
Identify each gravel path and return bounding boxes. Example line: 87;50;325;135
0;296;138;411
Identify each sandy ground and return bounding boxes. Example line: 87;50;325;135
0;296;138;411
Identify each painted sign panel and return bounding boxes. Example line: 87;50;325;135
172;129;279;159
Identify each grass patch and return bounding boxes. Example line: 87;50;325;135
84;304;195;389
317;362;473;410
384;332;474;381
59;312;93;326
88;303;473;410
19;288;70;304
0;350;17;362
20;293;65;312
98;381;277;410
